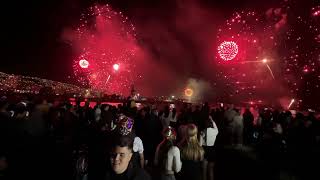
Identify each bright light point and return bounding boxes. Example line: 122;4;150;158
288;99;295;109
79;59;89;68
218;41;239;61
171;95;175;98
184;88;194;97
262;58;268;63
113;64;120;71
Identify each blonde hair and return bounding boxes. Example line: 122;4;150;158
180;124;204;161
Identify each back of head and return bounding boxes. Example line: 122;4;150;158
187;124;198;140
15;102;27;114
181;124;204;161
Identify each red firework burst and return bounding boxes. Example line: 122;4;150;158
184;88;194;97
217;41;239;61
79;59;89;68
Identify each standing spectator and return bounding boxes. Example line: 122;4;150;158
169;108;178;129
179;124;204;180
154;126;182;180
243;108;254;145
200;116;218;180
232;108;244;146
161;106;171;130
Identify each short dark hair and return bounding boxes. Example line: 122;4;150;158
111;133;134;151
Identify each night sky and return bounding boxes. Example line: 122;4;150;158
1;0;278;80
1;0;319;107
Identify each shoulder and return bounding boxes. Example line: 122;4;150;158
169;146;180;154
134;136;142;143
133;136;144;152
207;128;218;135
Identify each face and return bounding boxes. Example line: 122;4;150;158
110;146;133;174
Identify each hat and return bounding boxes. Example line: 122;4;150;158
162;126;176;139
115;114;134;136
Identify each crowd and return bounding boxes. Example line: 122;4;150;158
0;95;320;180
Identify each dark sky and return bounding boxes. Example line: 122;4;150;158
0;0;280;82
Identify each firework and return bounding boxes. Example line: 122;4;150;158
72;4;139;95
79;59;89;69
288;99;295;109
216;10;281;100
262;58;275;80
184;88;194;97
312;6;320;17
217;41;239;61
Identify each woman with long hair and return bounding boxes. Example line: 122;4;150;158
179;124;204;180
154;126;182;180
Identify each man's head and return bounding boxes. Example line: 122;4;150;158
110;135;134;174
